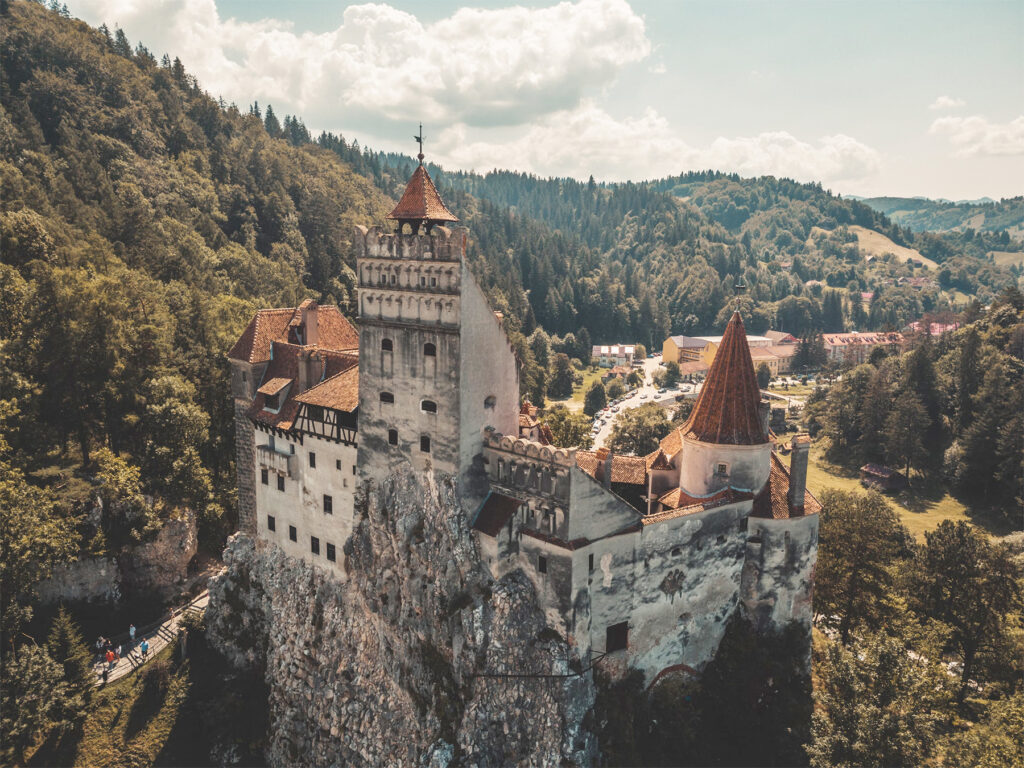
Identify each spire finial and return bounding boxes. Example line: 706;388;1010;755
414;123;424;164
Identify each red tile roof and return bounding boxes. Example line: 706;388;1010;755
752;452;821;519
228;304;358;363
256;378;291;396
248;344;358;429
387;165;458;224
228;308;294;363
681;312;767;446
643;487;749;524
576;451;647;485
293;366;359;412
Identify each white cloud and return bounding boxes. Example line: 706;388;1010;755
68;0;651;130
929;114;1024;156
929;95;966;110
435;103;881;183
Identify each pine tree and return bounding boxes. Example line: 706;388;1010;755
46;605;93;724
884;391;928;480
263;105;281;137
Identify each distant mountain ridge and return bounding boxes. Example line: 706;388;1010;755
853;195;1024;241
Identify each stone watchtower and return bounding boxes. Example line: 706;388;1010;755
354;152;520;507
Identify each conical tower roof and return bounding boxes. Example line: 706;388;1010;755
387;165;458;230
681;312;768;445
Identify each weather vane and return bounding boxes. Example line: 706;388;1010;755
414;123;424;164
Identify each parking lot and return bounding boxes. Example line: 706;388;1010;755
590;353;703;449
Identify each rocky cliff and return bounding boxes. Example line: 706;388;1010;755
205;470;596;767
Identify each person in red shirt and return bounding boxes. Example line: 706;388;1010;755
105;649;115;669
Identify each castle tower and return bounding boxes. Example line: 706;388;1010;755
355;149;520;506
677;311;772;496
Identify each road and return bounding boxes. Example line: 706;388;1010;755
591;354;701;449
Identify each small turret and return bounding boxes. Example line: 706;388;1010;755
386;125;458;234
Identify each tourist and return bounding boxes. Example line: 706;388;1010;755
140;638;149;659
95;636;104;656
115;643;122;660
129;623;136;646
105;648;115;669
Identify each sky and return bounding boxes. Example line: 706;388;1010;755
65;0;1024;200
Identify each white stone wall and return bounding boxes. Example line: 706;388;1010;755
458;261;520;505
575;501;751;683
741;514;819;631
254;430;357;575
678;437;772;496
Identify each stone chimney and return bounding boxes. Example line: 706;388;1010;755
300;299;319;346
595;447;612;490
788;433;811;514
758;399;770;437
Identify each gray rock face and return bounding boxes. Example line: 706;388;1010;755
120;509;199;600
206;471;596;767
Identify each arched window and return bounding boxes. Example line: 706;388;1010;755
388;428;398;445
381;338;393;351
421;400;437;414
423;342;436;357
420;435;431;453
380;392;394;404
484;395;496;409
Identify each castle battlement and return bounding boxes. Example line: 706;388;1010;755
354;224;465;263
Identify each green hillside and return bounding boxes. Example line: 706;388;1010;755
859;195;1024;240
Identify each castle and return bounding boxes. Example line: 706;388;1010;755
228;159;819;684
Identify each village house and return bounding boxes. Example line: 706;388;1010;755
592;343;636;368
822;331;904;365
229;160;819;685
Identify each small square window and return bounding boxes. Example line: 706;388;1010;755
538;555;548;574
261;468;268;485
420;435;431;453
289;445;295;455
716;463;729;476
289;525;297;542
311;536;320;555
277;474;285;492
264;393;279;410
267;515;275;532
388;429;398;446
336;459;342;470
606;622;629;652
309;451;316;468
324;494;333;514
326;543;336;562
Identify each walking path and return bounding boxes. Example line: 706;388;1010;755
93;590;210;686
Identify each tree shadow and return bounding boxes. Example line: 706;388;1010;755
27;722;83;767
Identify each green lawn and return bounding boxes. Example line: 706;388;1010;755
546;366;607;413
804;444;992;540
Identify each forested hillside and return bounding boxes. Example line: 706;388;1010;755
1;0;1020;562
0;0;391;574
859;195;1024;240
